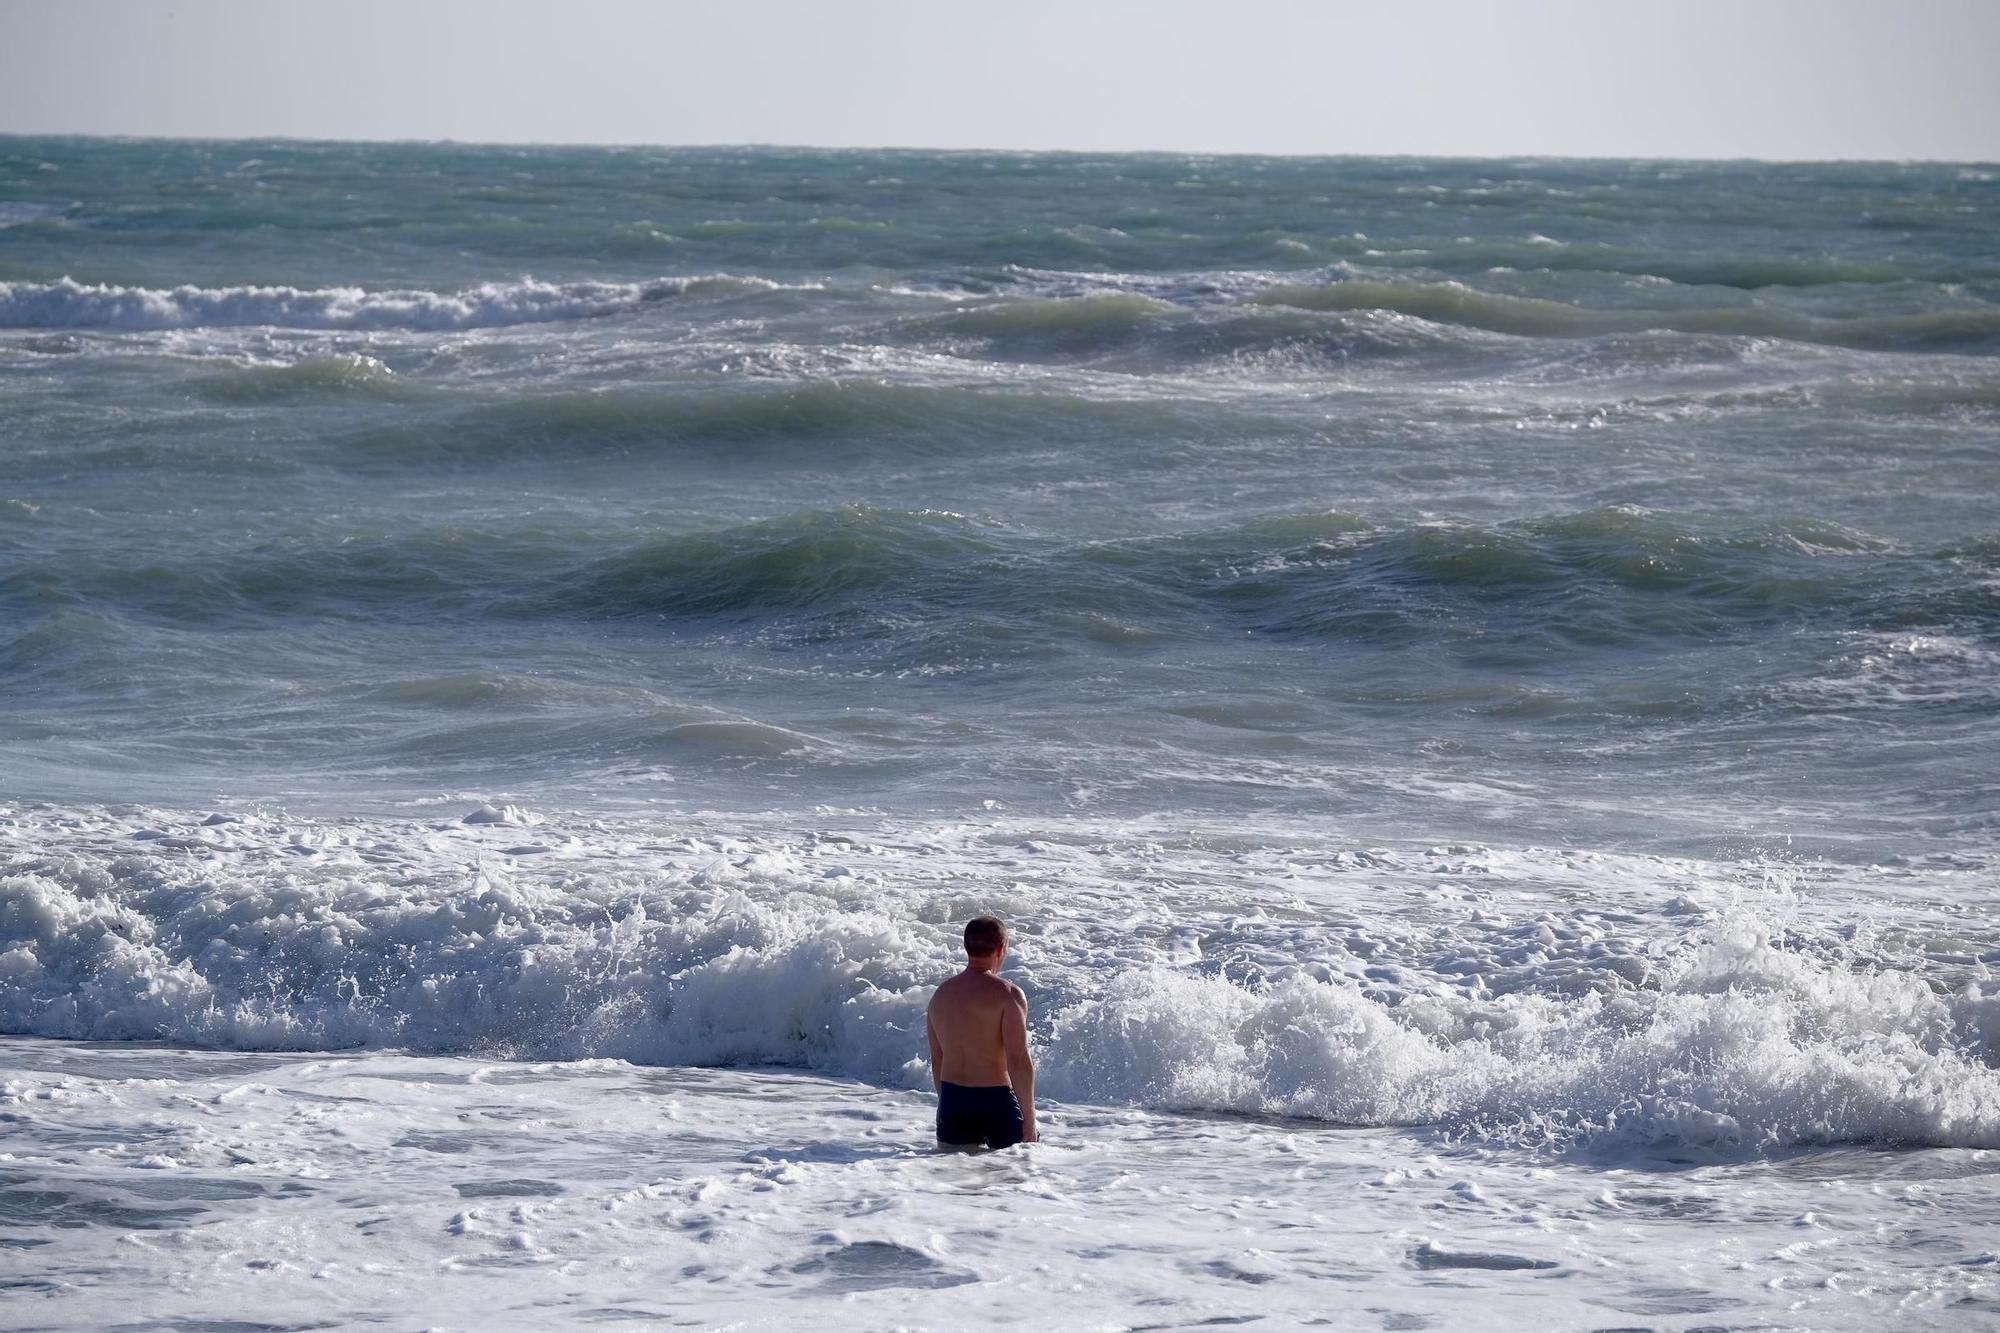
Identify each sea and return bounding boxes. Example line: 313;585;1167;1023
2;137;1998;1330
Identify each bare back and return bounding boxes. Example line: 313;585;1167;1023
926;968;1026;1088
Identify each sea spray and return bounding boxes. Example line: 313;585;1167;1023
5;806;1995;1152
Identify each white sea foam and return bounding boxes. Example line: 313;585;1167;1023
1778;631;2000;711
2;804;1994;1154
0;274;809;332
10;1041;1991;1331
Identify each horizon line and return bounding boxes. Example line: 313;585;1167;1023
3;129;1994;170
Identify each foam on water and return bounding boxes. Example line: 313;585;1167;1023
8;1041;1995;1330
0;273;806;332
4;805;1995;1155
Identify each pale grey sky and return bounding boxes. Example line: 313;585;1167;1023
2;0;1996;160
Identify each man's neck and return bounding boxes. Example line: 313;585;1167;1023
964;958;1001;975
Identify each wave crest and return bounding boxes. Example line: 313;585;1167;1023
0;274;794;332
1252;278;2000;352
1046;932;2000;1150
3;810;1996;1152
7;505;1976;654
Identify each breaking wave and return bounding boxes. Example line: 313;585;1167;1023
2;807;1996;1153
0;274;800;331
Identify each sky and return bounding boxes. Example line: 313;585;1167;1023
2;0;1996;161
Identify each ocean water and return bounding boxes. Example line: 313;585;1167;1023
2;137;1998;1329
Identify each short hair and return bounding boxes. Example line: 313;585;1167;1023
963;916;1006;958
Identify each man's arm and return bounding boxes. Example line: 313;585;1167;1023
926;1008;943;1092
1002;984;1038;1143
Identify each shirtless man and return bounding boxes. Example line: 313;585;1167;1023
925;916;1038;1150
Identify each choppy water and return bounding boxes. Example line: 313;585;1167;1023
3;138;1999;1328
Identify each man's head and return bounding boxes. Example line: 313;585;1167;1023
963;915;1007;963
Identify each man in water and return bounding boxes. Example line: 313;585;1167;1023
926;915;1038;1150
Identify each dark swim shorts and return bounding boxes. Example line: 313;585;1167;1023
936;1081;1025;1150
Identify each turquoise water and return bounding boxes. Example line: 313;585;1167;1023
2;139;1997;858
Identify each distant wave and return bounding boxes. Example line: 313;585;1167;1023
1332;239;1995;289
933;292;1180;338
11;268;1994;357
906;272;2000;364
1252;278;2000;353
8;505;1990;673
0;274;802;331
907;293;1478;369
